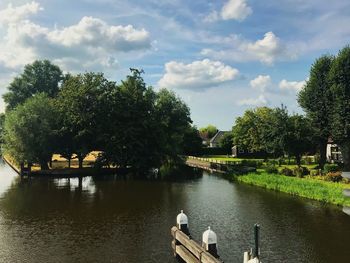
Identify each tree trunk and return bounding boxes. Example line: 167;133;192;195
78;156;83;169
340;142;350;171
40;161;49;170
68;158;71;168
319;140;327;169
295;154;301;167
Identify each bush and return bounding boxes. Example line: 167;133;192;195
325;171;343;182
323;163;339;174
310;169;321;177
265;164;278;174
280;167;294;177
293;166;310;178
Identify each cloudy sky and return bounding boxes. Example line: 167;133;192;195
0;0;349;129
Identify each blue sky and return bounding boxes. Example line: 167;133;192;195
0;0;349;130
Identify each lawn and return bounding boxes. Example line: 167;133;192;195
237;172;350;206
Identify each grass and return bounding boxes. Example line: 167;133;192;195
237;172;350;206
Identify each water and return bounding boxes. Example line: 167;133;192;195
0;161;349;263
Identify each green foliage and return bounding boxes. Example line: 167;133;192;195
3;94;58;169
199;125;218;139
219;132;233;154
280;167;294;177
284;114;315;166
265;164;278;174
293;166;310;178
323;163;339;174
329;46;350;170
324;172;343;182
182;126;203;156
56;72;113;168
237;172;350;206
298;55;334;168
3;60;63;111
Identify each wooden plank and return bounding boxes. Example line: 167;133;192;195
171;226;222;263
176;245;200;263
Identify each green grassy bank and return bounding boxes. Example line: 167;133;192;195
237;172;350;206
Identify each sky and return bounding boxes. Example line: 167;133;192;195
0;0;349;130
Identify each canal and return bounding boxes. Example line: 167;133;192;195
0;161;349;262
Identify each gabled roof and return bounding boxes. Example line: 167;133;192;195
210;131;229;144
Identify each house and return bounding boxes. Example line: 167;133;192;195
231;145;267;158
326;138;342;163
209;131;229;148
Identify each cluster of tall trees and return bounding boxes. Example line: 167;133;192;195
2;60;202;173
299;46;350;170
232;106;314;166
232;46;350;169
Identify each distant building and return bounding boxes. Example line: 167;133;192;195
231;145;267;158
326;138;342;163
209;131;229;148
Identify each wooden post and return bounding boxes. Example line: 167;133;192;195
171;226;222;263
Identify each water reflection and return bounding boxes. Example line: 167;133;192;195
0;163;349;262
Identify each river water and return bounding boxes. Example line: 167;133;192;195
0;161;349;263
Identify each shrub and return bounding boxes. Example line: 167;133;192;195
323;164;339;174
241;160;258;168
265;164;278;174
310;169;321;177
280;167;294;177
293;166;310;178
324;172;343;182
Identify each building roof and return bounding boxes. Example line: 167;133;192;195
210;131;229;144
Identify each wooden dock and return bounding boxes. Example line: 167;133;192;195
171;226;222;263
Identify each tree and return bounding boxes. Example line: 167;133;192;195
298;55;334;168
182;126;203;156
155;88;192;163
56;72;114;168
220;132;233;154
3;94;58;169
329;46;350;170
284;114;315;166
3;60;63;111
232;107;276;154
199;125;218;140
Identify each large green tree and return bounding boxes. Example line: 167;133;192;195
220;132;233;154
3;94;58;169
232;107;277;154
3;60;63;111
284;114;315;166
298;55;334;168
329;46;350;170
56;72;114;168
155;88;192;162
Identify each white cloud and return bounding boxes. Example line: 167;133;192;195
205;0;252;22
0;3;151;71
279;79;306;92
238;94;267;106
0;1;42;25
221;0;252;21
158;59;239;90
250;75;271;92
201;32;294;65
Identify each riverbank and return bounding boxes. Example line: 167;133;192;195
237;172;350;206
2;155;120;178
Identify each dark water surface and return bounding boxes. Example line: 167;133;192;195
0;162;349;263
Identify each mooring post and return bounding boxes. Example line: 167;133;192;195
253;224;260;260
176;210;190;236
202;226;219;258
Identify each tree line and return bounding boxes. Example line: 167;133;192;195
231;46;350;169
1;60;202;173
